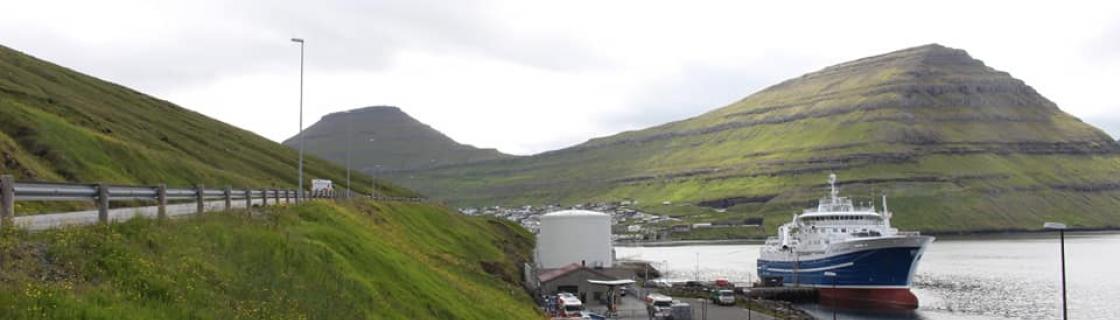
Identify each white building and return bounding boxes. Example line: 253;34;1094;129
535;210;614;269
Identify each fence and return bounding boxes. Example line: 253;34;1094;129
0;175;429;230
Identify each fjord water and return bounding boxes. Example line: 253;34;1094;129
615;232;1120;320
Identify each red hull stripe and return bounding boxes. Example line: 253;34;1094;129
818;287;919;309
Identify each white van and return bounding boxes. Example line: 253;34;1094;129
557;293;584;318
644;293;673;319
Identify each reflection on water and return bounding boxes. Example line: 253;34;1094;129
615;232;1120;320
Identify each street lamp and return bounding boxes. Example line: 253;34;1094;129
290;37;305;202
1044;222;1068;320
346;110;352;199
824;271;837;320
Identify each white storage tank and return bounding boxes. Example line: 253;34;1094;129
536;210;614;269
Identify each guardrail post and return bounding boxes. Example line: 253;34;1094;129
224;186;232;210
261;189;268;206
1;175;14;226
243;189;252;210
195;184;205;214
284;190;291;204
97;183;110;224
273;189;280;204
157;184;168;220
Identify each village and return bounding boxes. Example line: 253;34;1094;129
458;201;763;241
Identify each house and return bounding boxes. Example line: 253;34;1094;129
533;263;627;306
670;224;691;233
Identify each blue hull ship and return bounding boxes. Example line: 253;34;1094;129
756;174;933;308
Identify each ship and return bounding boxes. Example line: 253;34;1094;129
756;174;934;308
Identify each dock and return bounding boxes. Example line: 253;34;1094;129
747;287;818;302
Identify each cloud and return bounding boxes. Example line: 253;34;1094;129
1;0;1119;155
600;52;820;132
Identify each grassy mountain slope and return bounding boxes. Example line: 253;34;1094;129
391;44;1120;233
283;106;512;173
0;45;412;202
0;200;540;319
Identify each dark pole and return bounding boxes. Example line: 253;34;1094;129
833;276;838;320
1060;229;1067;320
346;110;352;199
291;38;305;203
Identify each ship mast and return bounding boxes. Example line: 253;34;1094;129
828;173;838;204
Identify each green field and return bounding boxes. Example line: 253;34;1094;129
0;200;541;319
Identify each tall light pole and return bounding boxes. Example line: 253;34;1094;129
346;110;352;199
291;37;305;202
824;271;837;320
1044;222;1068;320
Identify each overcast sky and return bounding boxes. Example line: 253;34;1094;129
3;0;1119;155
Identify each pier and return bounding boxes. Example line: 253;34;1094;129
747;287;818;303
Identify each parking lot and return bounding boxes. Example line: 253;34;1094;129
584;291;774;320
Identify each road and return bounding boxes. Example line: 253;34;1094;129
12;198;282;231
605;293;775;320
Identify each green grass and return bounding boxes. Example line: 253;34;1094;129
0;44;415;214
0;200;541;319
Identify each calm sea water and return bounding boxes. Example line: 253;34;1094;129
615;232;1120;320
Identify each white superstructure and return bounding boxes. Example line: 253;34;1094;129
536;210;614;269
759;173;917;261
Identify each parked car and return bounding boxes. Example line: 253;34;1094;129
557;293;584;318
644;293;674;319
711;289;736;305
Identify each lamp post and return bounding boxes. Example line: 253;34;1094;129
824;271;837;320
346;110;352;199
290;37;305;202
1044;222;1068;320
746;272;753;320
695;252;700;282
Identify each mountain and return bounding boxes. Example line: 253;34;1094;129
390;44;1120;233
283;106;512;173
0;45;413;203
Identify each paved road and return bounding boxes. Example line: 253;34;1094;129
12;197;285;231
605;293;775;320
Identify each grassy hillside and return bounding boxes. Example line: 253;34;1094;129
390;44;1120;234
0;200;541;319
0;45;414;204
283;106;512;173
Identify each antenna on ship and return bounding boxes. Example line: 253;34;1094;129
828;173;838;203
882;193;892;221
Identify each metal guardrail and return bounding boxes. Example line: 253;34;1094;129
0;174;300;227
0;174;428;228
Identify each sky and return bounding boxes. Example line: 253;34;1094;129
2;0;1118;155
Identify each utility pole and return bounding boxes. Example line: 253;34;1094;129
1044;222;1068;320
346;110;352;199
695;252;700;282
291;37;305;203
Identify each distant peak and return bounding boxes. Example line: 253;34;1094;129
891;43;967;58
815;43;983;76
322;106;408;120
350;106;402;114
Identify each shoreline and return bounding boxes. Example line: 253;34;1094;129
614;238;764;247
616;228;1120;246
